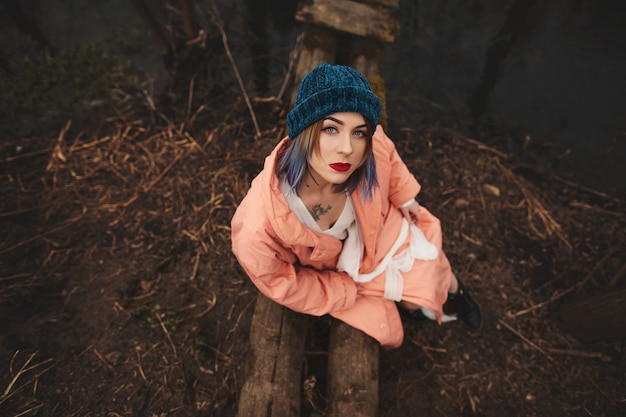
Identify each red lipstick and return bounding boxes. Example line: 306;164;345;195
329;163;351;172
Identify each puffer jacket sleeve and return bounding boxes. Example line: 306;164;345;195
231;179;359;316
374;126;421;206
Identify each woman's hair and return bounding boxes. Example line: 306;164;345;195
278;119;378;200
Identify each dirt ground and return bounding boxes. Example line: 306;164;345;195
1;31;625;417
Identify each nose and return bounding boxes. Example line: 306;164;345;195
337;132;353;155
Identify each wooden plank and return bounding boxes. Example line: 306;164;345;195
295;0;399;43
327;321;380;417
270;304;309;417
237;295;308;417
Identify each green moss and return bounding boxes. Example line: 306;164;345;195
367;74;388;128
196;350;209;363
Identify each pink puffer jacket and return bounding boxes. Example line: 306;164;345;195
231;125;451;348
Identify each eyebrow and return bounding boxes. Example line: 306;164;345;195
324;116;367;129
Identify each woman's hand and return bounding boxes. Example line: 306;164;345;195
400;200;421;224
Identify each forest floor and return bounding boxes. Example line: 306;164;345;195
1;24;625;417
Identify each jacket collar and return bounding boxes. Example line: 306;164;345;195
260;138;340;260
352;185;381;270
261;137;381;264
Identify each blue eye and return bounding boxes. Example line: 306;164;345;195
322;126;338;134
353;130;366;138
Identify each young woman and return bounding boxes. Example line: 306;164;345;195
231;63;481;349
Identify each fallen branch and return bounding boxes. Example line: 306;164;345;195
546;347;612;362
0;351;54;406
511;240;625;317
498;319;553;362
442;128;509;159
553;175;626;206
575;240;624;292
155;312;177;358
211;5;262;139
496;159;571;249
46;119;72;171
1;147;54;163
142;151;184;193
0;214;85;255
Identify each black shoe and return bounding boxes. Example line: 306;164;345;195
449;278;483;331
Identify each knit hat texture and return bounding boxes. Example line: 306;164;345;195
287;63;381;139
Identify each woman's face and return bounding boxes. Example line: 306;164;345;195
308;112;369;188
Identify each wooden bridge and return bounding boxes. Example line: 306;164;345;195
237;1;400;416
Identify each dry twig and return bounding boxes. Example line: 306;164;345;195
211;4;261;138
155;312;177;358
0;351;53;406
496;159;571;249
498;319;553;362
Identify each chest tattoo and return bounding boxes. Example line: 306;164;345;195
309;203;332;221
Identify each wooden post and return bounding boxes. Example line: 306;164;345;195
348;37;389;129
291;25;337;104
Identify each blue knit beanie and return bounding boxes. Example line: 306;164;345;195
287;63;382;139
